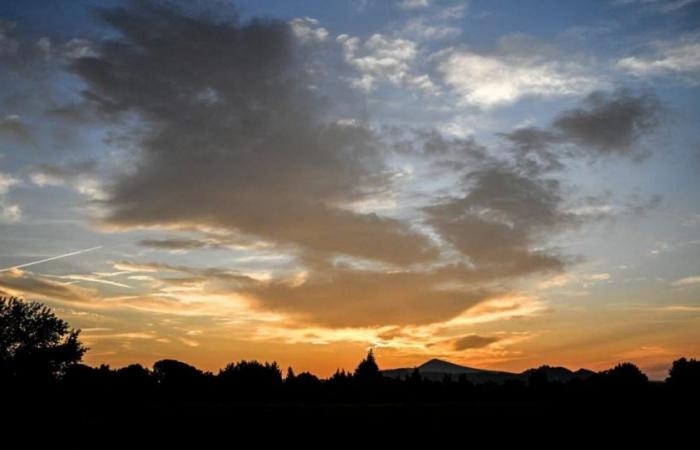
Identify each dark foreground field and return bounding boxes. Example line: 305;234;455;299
5;385;698;443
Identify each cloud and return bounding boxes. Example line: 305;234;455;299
112;261;188;274
501;89;663;170
0;269;95;303
672;275;700;286
613;0;699;13
338;33;431;92
138;238;211;251
28;160;106;199
425;166;572;277
395;4;467;42
71;2;438;267
241;263;498;327
398;0;432;9
402;18;461;41
46;274;132;289
617;33;700;83
53;1;653;330
452;334;500;351
0;201;20;222
437;35;601;107
112;257;500;327
289;17;329;44
552;89;663;153
0;20;18;56
0;172;19;196
0;171;21;222
0;114;33;145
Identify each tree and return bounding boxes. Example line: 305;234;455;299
219;360;283;387
218;360;283;400
285;366;296;382
153;359;204;386
598;362;648;391
667;357;700;391
0;297;86;381
353;349;382;382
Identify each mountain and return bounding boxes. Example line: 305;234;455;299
419;358;487;374
382;358;514;383
382;359;595;384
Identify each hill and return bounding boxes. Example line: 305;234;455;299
382;359;595;383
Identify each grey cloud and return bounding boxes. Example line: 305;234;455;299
71;1;438;266
0;114;33;146
57;2;639;328
499;127;565;174
138;238;211;251
109;257;506;327
0;270;94;303
420;130;489;160
0;20;18;56
426;166;572;277
391;128;490;172
241;263;498;327
626;193;663;215
29;160;97;180
552;89;662;155
501;89;664;173
452;334;500;351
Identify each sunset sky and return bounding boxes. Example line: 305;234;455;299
1;0;699;379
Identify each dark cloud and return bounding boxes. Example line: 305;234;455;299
426;166;572;277
625;193;663;215
552;89;662;155
0;114;33;146
499;127;565;174
59;2;653;328
72;1;437;266
0;270;93;303
29;159;97;179
115;257;501;327
452;334;500;351
390;128;490;172
138;238;211;251
240;263;498;327
501;89;664;172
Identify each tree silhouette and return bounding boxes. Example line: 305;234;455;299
667;357;700;391
353;349;382;383
0;297;86;382
153;359;206;392
605;362;648;383
219;360;282;387
219;360;282;400
285;366;296;382
596;362;648;393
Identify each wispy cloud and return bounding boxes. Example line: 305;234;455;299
0;246;102;273
437;35;603;107
672;275;700;287
618;33;700;83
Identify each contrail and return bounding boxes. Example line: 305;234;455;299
0;246;102;273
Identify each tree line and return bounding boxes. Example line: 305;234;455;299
2;296;699;405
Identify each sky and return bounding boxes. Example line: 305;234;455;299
0;0;699;379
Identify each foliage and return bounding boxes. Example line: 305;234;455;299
0;297;86;380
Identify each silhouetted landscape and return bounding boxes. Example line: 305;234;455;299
2;296;698;438
2;1;700;441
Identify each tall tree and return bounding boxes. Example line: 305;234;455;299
354;349;381;382
0;297;86;381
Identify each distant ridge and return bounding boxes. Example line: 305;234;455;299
382;358;595;384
